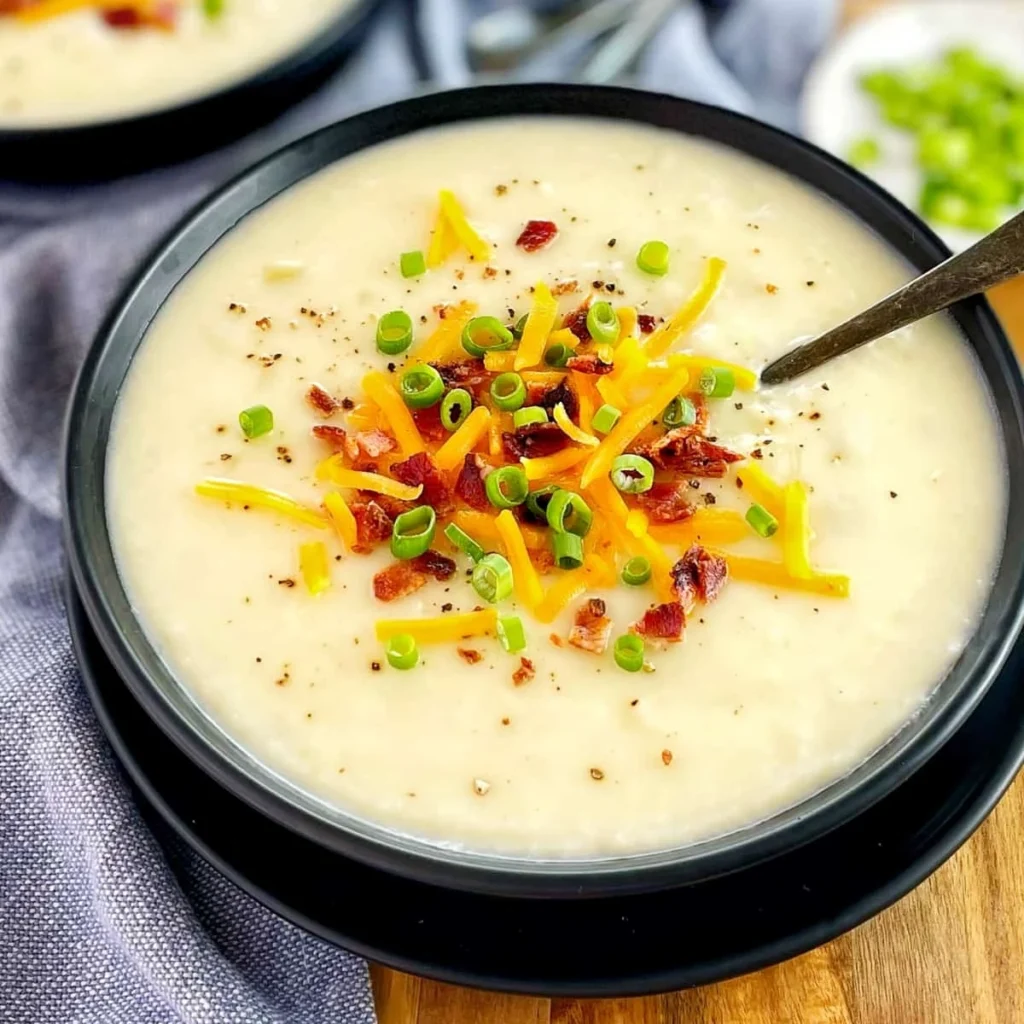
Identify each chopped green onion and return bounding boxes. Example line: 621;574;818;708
497;615;527;653
697;367;736;399
614;634;645;673
591;403;622;435
239;404;273;439
621;556;652;586
610;454;654;494
510;313;529;340
444;523;484;563
462;316;515;357
663;395;697;428
544;342;572;368
376;310;414;356
490;372;527;412
440;388;473;431
398;364;444;408
545;489;593;537
848;136;882;168
637;240;670;276
745;503;779;539
513;406;548;429
524;484;560;524
400;250;427;278
390;505;436;559
386;634;419;670
202;0;224;18
551;531;584;570
472;552;514;604
485;465;529;509
586;301;621;346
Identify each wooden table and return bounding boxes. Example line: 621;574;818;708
372;5;1024;1019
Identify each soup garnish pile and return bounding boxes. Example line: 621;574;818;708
0;0;221;30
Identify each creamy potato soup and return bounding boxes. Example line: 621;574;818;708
0;0;356;128
107;118;1005;856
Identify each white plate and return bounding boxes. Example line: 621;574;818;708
802;0;1024;252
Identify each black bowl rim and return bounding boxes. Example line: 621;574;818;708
0;0;384;180
63;82;1024;899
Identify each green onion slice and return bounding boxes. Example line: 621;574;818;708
398;364;445;408
440;388;473;431
698;367;736;399
610;454;654;494
621;556;652;586
510;313;529;341
524;484;560;524
497;615;527;653
485;465;529;509
586;301;621;346
513;406;548;429
552;531;584;570
238;404;273;439
545;489;593;537
490;372;527;412
591;403;621;435
472;552;514;604
400;250;427;279
376;310;414;356
390;505;436;559
637;240;670;276
462;316;515;357
614;633;645;673
663;395;697;428
386;634;419;670
745;503;779;539
544;342;572;368
444;523;485;563
202;0;224;18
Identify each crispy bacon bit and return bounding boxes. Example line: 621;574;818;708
102;2;176;28
536;378;579;421
373;561;429;603
360;492;412;521
633;602;685;641
512;657;536;686
552;279;579;297
516;220;558;252
549;633;566;648
644;432;743;477
312;425;348;450
568;598;612;654
350;500;393;553
255;317;272;332
411;403;448;443
662;749;674;766
455;454;490;511
432;359;489;395
306;383;341;418
342;429;395;467
562;302;591;343
457;648;483;665
412;549;457;581
390;452;450;512
671;545;728;612
502;422;572;460
638;314;658;334
565;352;614;375
636;482;696;524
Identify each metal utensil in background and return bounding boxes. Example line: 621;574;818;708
761;209;1024;385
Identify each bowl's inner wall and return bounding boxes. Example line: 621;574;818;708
64;85;1024;895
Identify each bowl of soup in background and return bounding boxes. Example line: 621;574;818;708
0;0;383;182
64;84;1024;898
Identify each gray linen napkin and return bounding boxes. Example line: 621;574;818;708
0;1;834;1021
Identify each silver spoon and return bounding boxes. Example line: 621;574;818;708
760;209;1024;386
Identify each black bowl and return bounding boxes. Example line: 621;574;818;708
0;0;383;183
63;84;1024;899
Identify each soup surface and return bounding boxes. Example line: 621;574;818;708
108;118;1005;857
0;0;355;128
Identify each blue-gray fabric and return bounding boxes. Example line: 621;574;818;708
0;1;835;1020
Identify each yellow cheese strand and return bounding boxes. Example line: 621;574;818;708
438;190;491;262
644;257;727;361
451;510;547;552
736;463;785;520
426;204;460;268
434;406;491;473
299;541;331;596
362;371;425;454
782;481;814;579
318;462;423;501
195;479;328;530
414;301;477;362
552;402;598;447
717;552;849;598
648;508;749;548
323;491;359;550
514;282;559;371
375;609;498;644
521;446;590;482
495;510;544;611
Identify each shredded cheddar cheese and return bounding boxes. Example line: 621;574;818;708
451;510;546;552
625;508;650;538
323;491;358;550
484;351;516;373
195;479;328;530
782;481;814;579
644;257;727;361
617;306;638;339
514;282;559;371
320;463;424;501
415;301;477;363
534;558;603;624
434;406;491;472
522;446;590;481
375;608;498;644
736;463;785;519
548;327;580;351
718;552;849;598
362;371;425;454
426;204;460;268
495;510;544;610
438;190;492;262
299;541;331;595
15;0;151;22
649;508;749;548
552;402;599;447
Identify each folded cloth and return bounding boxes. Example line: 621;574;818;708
0;1;835;1021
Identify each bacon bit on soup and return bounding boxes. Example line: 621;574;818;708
306;383;341;418
565;352;614;376
390;452;451;513
512;657;536;686
102;2;177;29
413;549;457;582
671;545;728;612
410;403;448;443
501;421;572;461
589;768;605;781
432;358;488;392
350;500;394;553
568;598;612;654
344;429;396;464
562;302;592;342
535;378;579;421
516;220;558;252
454;454;490;510
643;431;744;477
662;749;673;766
373;561;429;602
457;647;483;665
255;317;272;332
633;602;685;641
552;279;579;297
637;314;658;334
636;482;696;524
312;424;348;450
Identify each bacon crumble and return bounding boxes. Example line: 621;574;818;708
502;422;572;461
568;598;612;654
454;454;490;510
635;482;696;524
512;657;536;686
565;352;614;375
372;550;456;603
390;451;451;513
671;545;728;612
306;383;341;418
457;648;483;665
516;220;558;252
643;432;743;477
633;602;685;641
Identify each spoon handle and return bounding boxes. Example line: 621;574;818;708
760;209;1024;386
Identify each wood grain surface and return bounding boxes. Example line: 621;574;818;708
371;5;1024;1020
